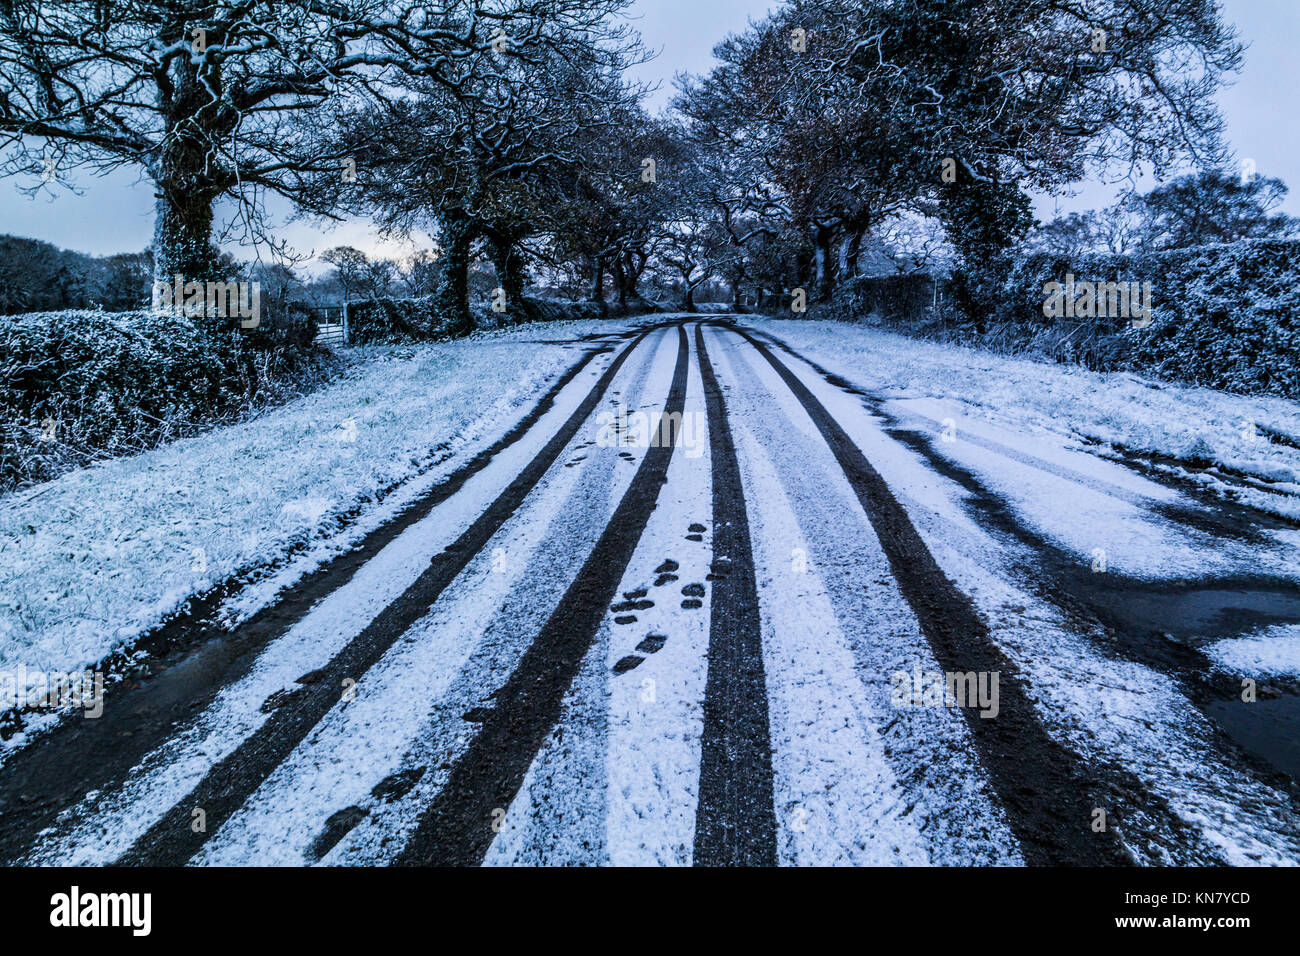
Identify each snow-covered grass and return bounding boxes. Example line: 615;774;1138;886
749;318;1300;520
757;321;1300;864
0;318;635;680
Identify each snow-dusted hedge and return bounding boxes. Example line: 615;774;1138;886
976;241;1300;395
993;251;1140;327
344;296;444;344
831;273;936;326
525;297;609;322
829;239;1300;398
1132;239;1300;398
346;294;619;345
0;309;336;490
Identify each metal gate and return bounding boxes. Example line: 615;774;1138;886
316;304;349;347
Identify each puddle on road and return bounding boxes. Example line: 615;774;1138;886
1071;582;1300;647
1204;693;1300;788
1073;578;1300;782
879;407;1300;785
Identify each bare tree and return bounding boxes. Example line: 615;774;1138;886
0;1;578;288
321;246;369;305
1136;169;1297;250
676;0;1244;299
316;0;646;333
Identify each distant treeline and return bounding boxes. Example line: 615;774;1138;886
0;235;153;315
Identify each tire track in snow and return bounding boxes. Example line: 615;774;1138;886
691;324;777;866
394;324;691;866
703;326;1018;865
739;323;1300;863
193;332;681;865
0;335;630;866
480;332;713;866
115;326;664;866
319;329;684;865
719;323;1132;865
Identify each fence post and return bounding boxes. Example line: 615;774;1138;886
343;301;349;346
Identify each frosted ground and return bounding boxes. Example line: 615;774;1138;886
0;319;637;693
3;314;1299;714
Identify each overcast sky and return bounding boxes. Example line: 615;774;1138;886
1;0;1294;264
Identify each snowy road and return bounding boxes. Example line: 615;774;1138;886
2;317;1299;866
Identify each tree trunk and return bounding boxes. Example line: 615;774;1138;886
588;255;606;311
489;232;528;322
151;54;228;290
613;257;629;313
152;187;221;287
846;226;865;278
813;225;837;301
435;210;474;338
623;251;646;306
681;274;697;312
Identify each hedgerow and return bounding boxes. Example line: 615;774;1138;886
0;309;336;490
824;238;1300;398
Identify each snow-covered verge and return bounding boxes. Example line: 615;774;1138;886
0;308;336;491
748;318;1300;521
0;318;636;685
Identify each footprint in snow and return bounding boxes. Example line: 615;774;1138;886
612;633;670;675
